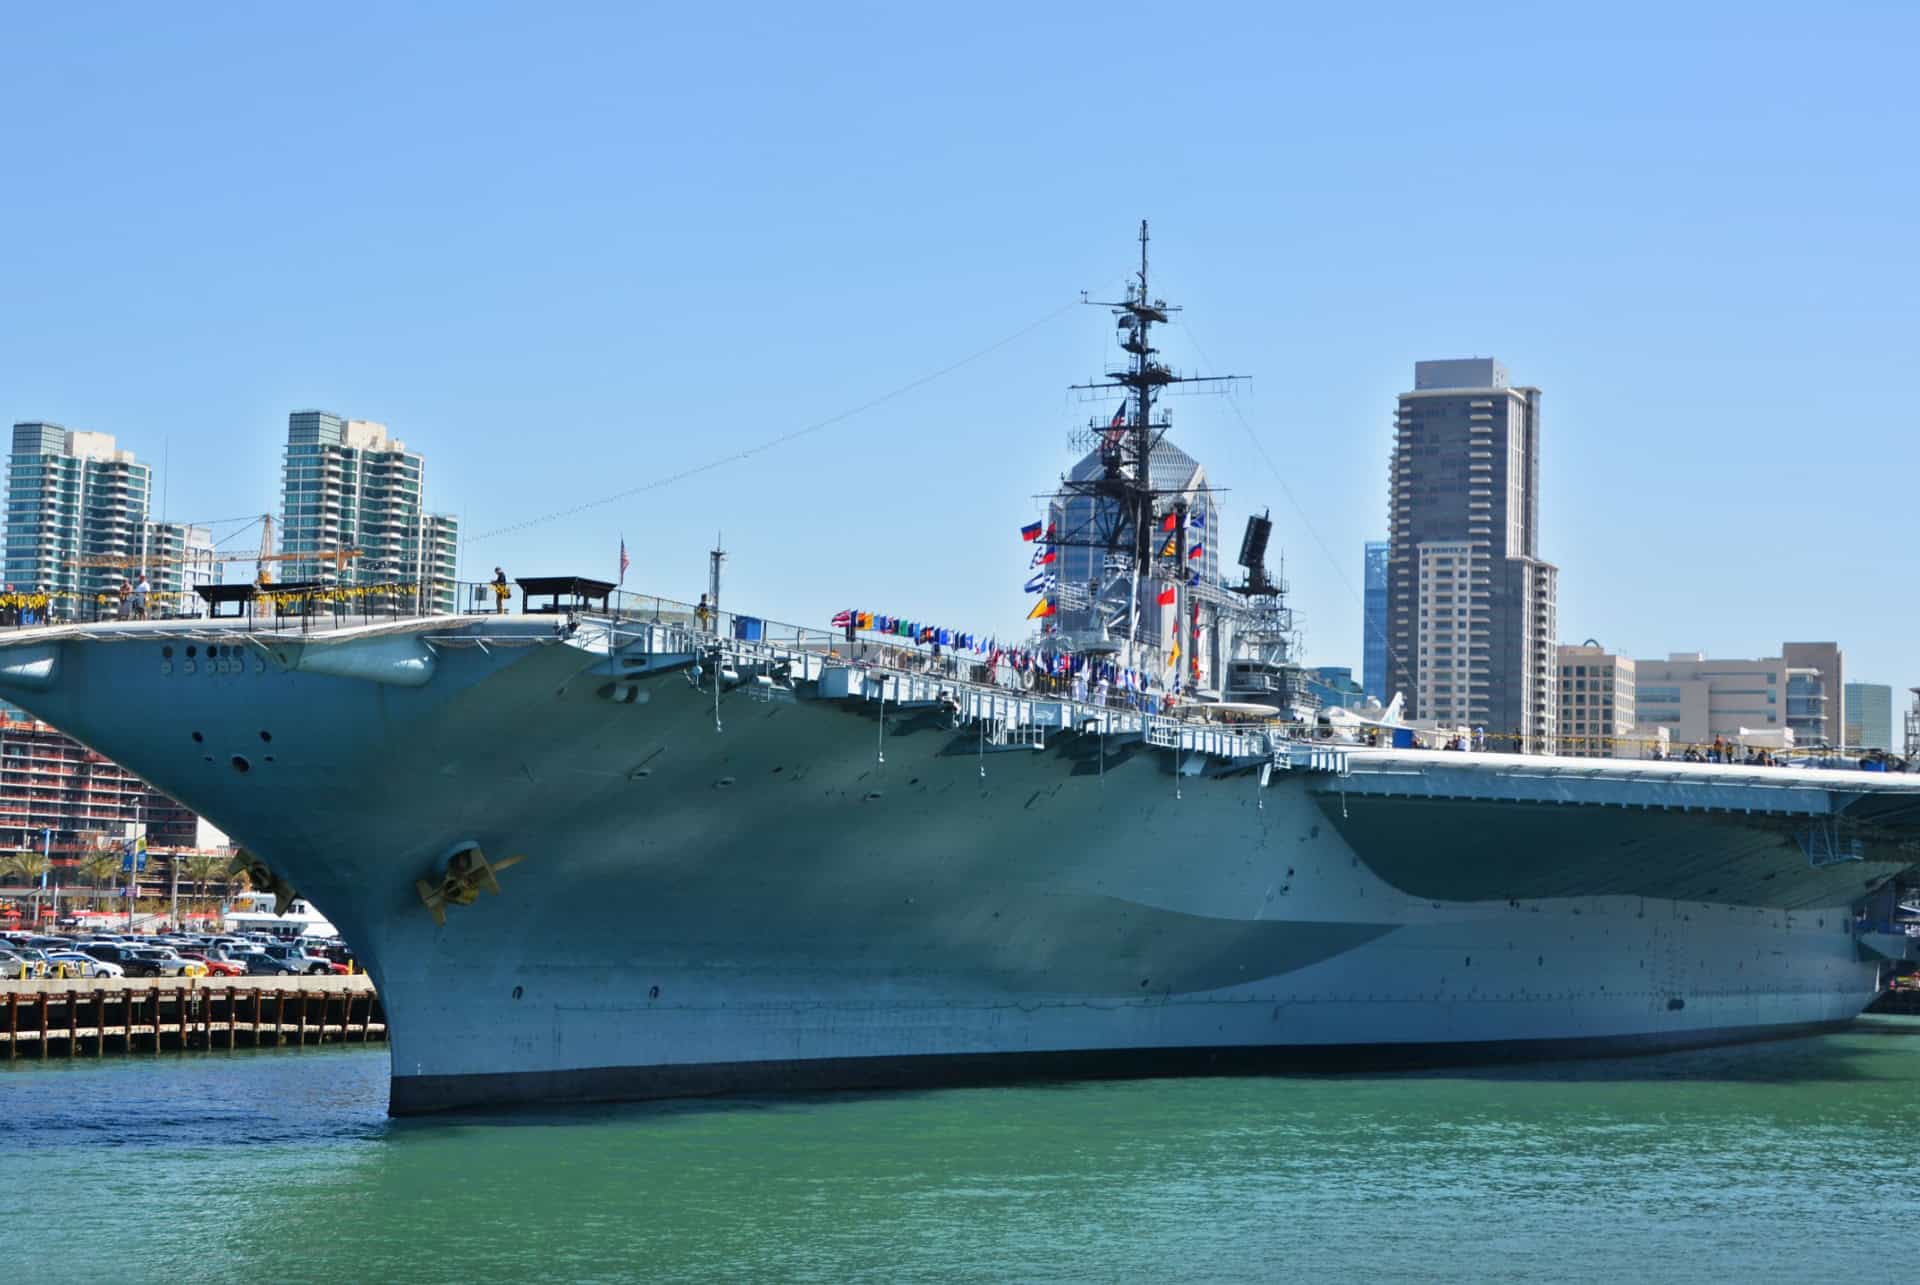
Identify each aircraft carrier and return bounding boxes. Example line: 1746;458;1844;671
0;230;1912;1113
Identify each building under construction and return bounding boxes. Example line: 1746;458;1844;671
0;707;198;858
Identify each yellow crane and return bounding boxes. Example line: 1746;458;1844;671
67;514;361;584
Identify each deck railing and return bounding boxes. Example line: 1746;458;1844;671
5;585;1914;773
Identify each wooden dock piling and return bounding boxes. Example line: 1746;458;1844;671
0;976;386;1059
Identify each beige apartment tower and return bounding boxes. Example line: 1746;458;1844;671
1388;359;1558;752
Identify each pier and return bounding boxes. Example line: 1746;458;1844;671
0;975;385;1059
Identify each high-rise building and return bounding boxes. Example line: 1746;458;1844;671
4;422;152;622
144;522;218;618
1387;360;1558;751
279;411;460;614
1844;681;1893;751
1782;642;1844;749
1555;643;1637;757
0;705;197;853
1362;540;1389;703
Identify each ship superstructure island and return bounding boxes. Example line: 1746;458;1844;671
0;231;1915;1113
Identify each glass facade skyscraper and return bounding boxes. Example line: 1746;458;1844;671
1843;681;1891;751
1362;540;1388;703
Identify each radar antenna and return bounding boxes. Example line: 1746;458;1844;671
1037;222;1248;674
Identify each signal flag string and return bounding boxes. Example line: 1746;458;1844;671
466;298;1082;545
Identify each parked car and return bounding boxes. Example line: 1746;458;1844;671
0;948;42;979
257;944;334;976
243;952;303;977
9;947;63;976
112;947;205;978
47;951;120;978
176;951;245;977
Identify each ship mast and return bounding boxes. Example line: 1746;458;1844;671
1053;221;1243;673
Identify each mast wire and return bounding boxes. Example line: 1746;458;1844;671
1176;318;1415;693
467;298;1080;545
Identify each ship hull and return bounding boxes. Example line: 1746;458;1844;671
389;1020;1856;1114
0;618;1907;1113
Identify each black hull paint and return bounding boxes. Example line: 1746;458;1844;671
388;1017;1857;1115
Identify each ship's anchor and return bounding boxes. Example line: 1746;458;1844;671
415;843;527;927
230;850;299;916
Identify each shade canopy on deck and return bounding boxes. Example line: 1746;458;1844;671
514;576;615;614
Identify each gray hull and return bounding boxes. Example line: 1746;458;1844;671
1;615;1911;1113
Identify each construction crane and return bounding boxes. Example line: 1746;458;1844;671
67;513;361;584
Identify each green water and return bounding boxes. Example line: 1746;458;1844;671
7;1023;1920;1283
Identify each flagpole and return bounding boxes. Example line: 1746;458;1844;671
1173;499;1189;705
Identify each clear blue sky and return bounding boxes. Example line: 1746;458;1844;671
4;2;1914;693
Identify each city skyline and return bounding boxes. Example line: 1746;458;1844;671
7;398;1909;704
2;6;1912;692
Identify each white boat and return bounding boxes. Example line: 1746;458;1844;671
221;891;336;940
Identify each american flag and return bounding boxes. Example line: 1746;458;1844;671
618;536;630;585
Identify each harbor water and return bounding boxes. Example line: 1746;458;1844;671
8;1023;1920;1284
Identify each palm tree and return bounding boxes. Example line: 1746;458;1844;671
180;851;228;920
4;849;52;924
76;849;122;912
3;849;49;885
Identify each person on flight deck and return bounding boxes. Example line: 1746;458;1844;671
695;593;712;632
133;573;150;620
492;567;508;614
118;579;133;620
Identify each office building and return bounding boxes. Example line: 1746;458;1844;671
1555;644;1636;757
1844;682;1893;751
1782;642;1844;748
279;411;461;614
1629;646;1841;748
1362;541;1389;703
4;422;151;622
1387;359;1558;752
1306;665;1368;711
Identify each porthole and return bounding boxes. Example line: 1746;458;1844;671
161;646;173;659
230;755;251;775
191;731;204;744
186;646;196;658
208;645;220;658
259;731;272;743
